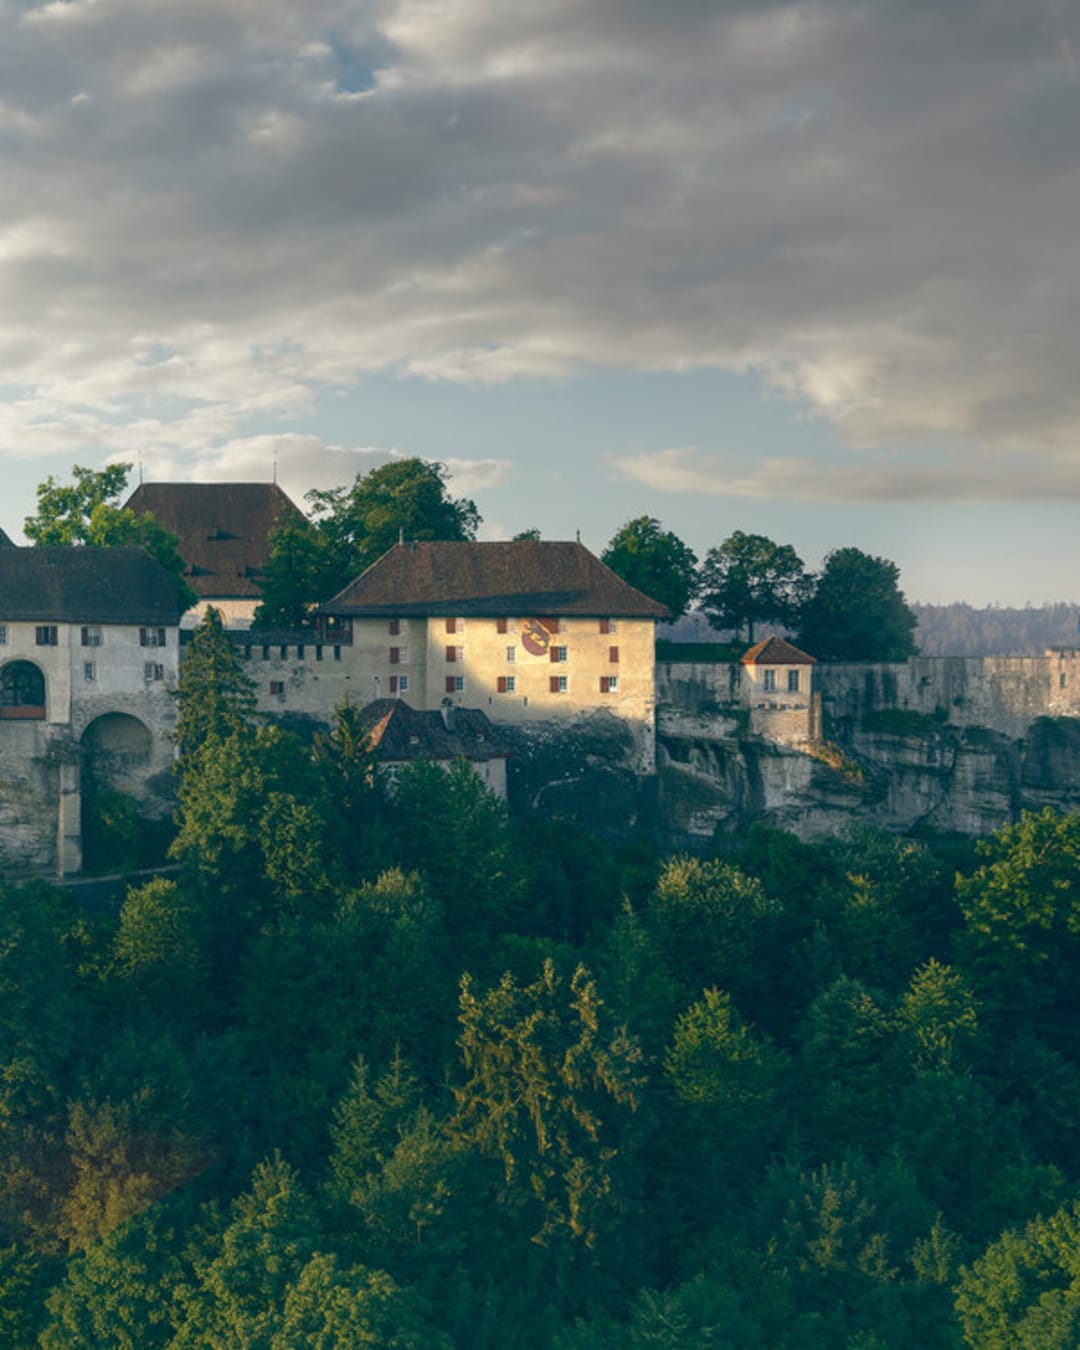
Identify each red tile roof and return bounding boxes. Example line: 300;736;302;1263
357;698;509;763
319;540;670;620
125;482;304;599
741;635;816;665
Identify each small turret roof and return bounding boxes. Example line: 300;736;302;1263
741;635;816;665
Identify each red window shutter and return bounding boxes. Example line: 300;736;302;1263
446;676;456;693
599;618;610;634
497;676;507;693
389;619;400;635
446;645;456;662
389;675;398;693
550;676;560;693
496;617;508;634
609;645;619;663
446;617;457;634
550;646;559;663
600;676;610;693
390;647;400;664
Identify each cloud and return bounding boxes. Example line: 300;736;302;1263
612;445;1080;504
129;435;512;508
0;0;1077;495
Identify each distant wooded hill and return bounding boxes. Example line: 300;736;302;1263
661;602;1080;658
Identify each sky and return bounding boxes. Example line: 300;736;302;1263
0;0;1079;605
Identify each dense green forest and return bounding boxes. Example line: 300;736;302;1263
4;621;1080;1346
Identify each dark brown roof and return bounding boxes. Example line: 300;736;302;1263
0;547;186;624
356;698;510;763
319;541;670;620
125;482;305;599
741;635;816;665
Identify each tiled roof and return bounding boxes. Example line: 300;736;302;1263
356;698;510;763
125;482;305;599
741;635;816;665
319;541;670;620
0;547;186;624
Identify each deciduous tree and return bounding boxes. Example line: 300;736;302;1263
699;532;808;642
601;516;698;620
798;547;916;661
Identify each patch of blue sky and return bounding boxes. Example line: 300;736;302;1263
325;31;393;96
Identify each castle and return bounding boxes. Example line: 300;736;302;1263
0;487;669;874
5;482;1080;874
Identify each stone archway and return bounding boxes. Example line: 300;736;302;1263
0;660;46;720
81;712;154;794
79;713;158;873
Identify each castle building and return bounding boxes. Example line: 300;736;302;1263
125;482;305;627
0;547;185;872
312;540;669;773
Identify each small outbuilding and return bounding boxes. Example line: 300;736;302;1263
740;635;818;744
356;697;511;799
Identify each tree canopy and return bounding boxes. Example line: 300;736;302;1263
254;458;480;629
24;464;196;609
698;531;808;643
798;546;917;662
601;516;698;620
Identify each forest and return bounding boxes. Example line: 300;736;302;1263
1;616;1080;1346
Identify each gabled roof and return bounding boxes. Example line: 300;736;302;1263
356;698;510;763
125;482;305;599
0;547;186;625
319;540;670;620
741;635;816;665
0;526;14;547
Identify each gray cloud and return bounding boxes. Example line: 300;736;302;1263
0;0;1078;495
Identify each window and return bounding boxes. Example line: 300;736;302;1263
763;669;776;692
446;617;458;634
446;645;463;662
262;644;270;660
609;645;619;664
600;675;618;693
1;662;45;718
269;680;286;699
445;675;464;693
550;646;568;663
398;674;409;693
0;626;6;645
497;675;516;693
788;669;801;693
506;646;516;663
36;625;58;646
550;674;568;693
279;644;288;660
1062;672;1069;689
334;646;341;661
144;662;164;682
297;644;305;660
139;626;166;648
389;619;401;636
81;625;102;647
496;617;508;634
599;618;618;634
390;647;401;664
315;645;323;661
83;662;95;682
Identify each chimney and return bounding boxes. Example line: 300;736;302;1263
440;697;456;732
